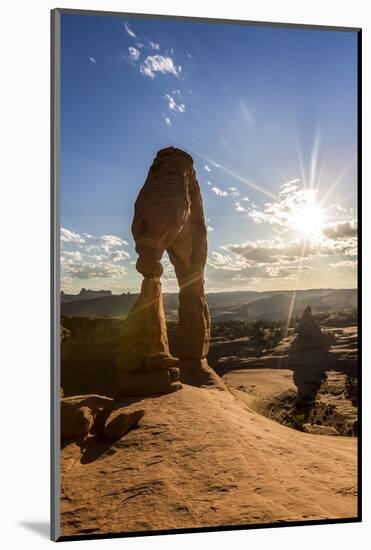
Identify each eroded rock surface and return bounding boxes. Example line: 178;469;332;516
61;385;357;536
116;147;212;397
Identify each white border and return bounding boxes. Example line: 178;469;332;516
1;1;369;548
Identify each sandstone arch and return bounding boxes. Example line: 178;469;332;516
116;147;212;397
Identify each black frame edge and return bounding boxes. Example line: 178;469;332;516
53;7;361;32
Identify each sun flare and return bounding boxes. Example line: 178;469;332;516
288;190;325;241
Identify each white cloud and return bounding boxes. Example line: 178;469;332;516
208;251;247;271
211;186;228;197
61;228;85;244
61;251;82;264
329;260;357;269
89;57;96;64
140;55;180;78
123;22;136;38
109;250;131;262
164;117;171;126
150;41;160;50
64;261;127;280
60;230;131;282
322;220;357;240
242;196;250;202
206;242;315;286
248;182;312;228
207;226;214;232
128;47;140;61
235;202;246;212
229;187;240;197
204;165;211;172
99;234;128;252
164;94;185;113
225;239;315;265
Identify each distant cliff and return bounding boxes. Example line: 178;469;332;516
60;288;357;321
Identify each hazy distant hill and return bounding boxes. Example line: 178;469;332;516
61;288;113;303
60;288;357;321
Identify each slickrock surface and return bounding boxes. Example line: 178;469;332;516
61;385;357;537
214;325;358;435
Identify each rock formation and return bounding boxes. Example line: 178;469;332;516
116;147;212;397
61;394;146;443
290;306;335;402
292;306;334;352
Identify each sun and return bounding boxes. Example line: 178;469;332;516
288;190;325;241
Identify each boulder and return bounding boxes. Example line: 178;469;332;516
61;402;94;442
104;408;146;441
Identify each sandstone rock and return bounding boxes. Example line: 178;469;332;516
116;278;170;375
145;352;179;371
303;423;339;436
63;394;114;410
61;395;114;441
292;306;334;353
117;369;182;397
61;402;94;442
116;147;213;397
103;408;146;441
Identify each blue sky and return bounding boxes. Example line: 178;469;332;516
60;13;358;294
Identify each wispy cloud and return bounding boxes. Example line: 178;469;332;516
89;57;96;64
240;100;254;126
235;202;246;212
128;46;140;61
229;187;240;197
150;41;160;50
123;22;136;38
329;260;357;269
164;117;172;126
63;262;127;280
211;186;228;197
164;93;185;113
204;165;211;172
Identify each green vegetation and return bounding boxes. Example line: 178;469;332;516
345;375;358;407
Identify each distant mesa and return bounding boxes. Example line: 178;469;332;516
61;288;112;303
